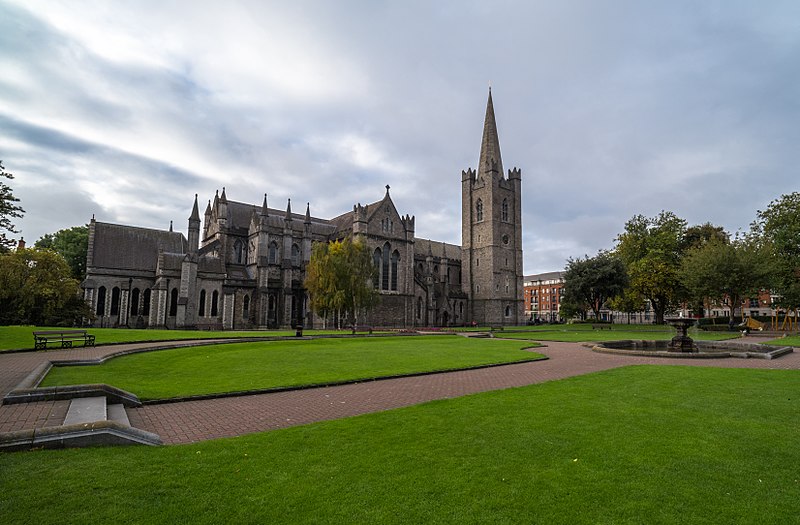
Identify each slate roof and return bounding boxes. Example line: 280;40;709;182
414;238;462;260
90;222;186;271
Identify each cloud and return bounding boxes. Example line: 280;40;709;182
2;0;799;273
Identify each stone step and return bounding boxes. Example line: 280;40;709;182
107;403;131;427
63;396;107;426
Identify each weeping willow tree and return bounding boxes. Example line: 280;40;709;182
304;237;379;329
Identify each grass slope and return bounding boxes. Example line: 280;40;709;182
3;366;799;524
41;336;542;400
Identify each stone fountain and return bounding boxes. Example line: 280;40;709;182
665;316;698;353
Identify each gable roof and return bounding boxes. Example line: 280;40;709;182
90;222;186;271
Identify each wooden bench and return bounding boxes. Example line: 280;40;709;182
591;324;612;330
351;325;373;334
33;330;96;350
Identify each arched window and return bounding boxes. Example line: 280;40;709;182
199;290;206;317
476;199;483;222
502;198;509;221
142;289;151;316
211;290;219;316
130;288;140;316
417;297;423;319
382;243;390;290
169;288;178;316
391;250;399;291
110;287;120;316
417;263;424;274
96;286;106;316
243;295;250;319
373;249;382;288
291;244;300;266
268;242;278;264
505;305;511;317
234;240;244;264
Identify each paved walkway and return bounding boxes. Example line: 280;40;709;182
1;336;798;445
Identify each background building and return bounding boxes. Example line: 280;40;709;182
523;271;565;322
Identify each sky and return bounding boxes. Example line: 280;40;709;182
2;0;799;274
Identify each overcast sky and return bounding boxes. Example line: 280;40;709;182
2;1;799;273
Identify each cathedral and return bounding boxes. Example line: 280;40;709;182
82;91;524;329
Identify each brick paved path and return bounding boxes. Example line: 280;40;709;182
2;336;798;445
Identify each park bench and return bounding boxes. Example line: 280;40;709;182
591;324;612;330
33;330;96;350
351;325;374;334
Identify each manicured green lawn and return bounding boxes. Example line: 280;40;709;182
496;327;738;342
766;335;800;347
3;365;799;524
0;325;391;352
41;336;542;400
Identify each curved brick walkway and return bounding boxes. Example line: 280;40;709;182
1;336;798;445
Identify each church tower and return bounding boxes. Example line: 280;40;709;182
461;89;524;325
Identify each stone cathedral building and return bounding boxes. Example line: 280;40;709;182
82;91;524;329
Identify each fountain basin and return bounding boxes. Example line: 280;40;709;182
589;339;793;360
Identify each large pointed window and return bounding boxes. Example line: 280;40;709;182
234;240;244;264
291;244;300;266
391;250;399;291
476;199;483;222
268;242;279;264
374;243;400;291
199;290;206;317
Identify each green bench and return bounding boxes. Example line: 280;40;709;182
33;330;96;350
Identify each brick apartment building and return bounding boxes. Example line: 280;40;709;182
523;271;565;322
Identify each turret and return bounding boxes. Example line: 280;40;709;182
188;194;200;254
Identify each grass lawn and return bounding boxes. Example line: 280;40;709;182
766;335;800;347
0;325;394;352
40;336;543;400
495;326;739;343
3;365;799;524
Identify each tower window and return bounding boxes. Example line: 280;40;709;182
234;240;244;264
502;199;509;221
476;199;483;222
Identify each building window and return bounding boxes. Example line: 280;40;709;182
211;290;219;317
291;244;300;266
391;250;399;291
110;287;120;316
169;288;178;316
382;243;390;290
96;286;106;316
476;199;483;222
417;297;423;319
268;242;279;264
505;305;511;317
234;240;244;264
243;295;250;319
199;290;206;317
373;249;382;288
130;288;140;316
502;198;509;221
142;289;151;316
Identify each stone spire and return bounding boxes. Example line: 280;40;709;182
261;194;269;216
285;199;292;221
189;193;200;222
305;202;311;224
220;187;228;203
477;87;503;180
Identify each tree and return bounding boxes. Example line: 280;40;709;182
615;211;688;324
680;236;767;322
607;289;647;324
35;225;89;280
304;237;379;328
0;247;92;326
0;161;25;251
751;192;800;311
562;251;628;321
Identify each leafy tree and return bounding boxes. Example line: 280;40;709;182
682;222;729;250
35;225;89;280
607;288;647;324
0;161;25;251
562;251;627;321
751;192;800;311
680;236;767;322
305;237;378;328
615;211;688;324
0;247;92;326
